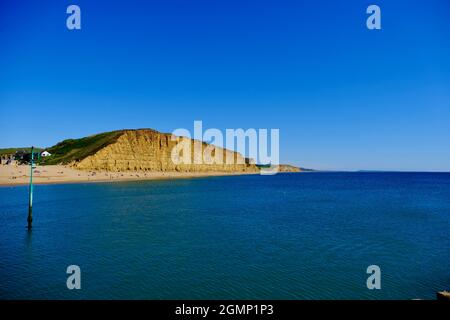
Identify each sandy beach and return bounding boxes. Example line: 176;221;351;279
0;164;256;186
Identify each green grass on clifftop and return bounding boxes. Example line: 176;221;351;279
45;131;123;165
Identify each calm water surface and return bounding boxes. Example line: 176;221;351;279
0;172;449;299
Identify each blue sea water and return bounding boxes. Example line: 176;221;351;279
0;172;449;300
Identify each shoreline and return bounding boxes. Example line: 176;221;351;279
0;165;259;187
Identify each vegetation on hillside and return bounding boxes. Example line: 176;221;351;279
45;131;123;165
0;147;43;155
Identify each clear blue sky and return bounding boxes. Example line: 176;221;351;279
1;0;449;171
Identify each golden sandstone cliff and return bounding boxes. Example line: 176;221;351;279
73;129;259;173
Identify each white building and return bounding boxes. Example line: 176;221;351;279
41;151;52;157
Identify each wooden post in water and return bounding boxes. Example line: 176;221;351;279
27;146;34;229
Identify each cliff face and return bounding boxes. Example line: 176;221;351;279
73;129;258;173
